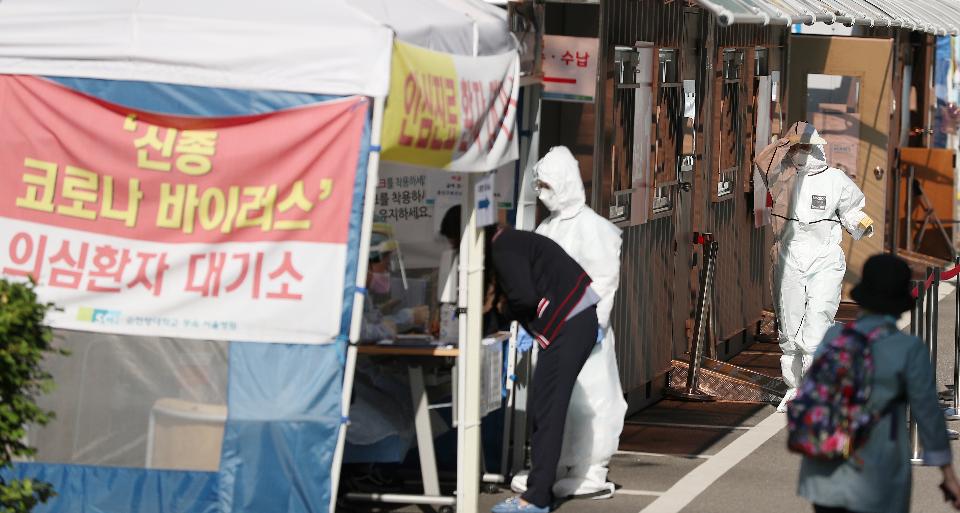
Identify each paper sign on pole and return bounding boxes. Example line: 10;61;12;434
753;166;772;228
772;71;780;102
683;80;697;120
375;163;516;267
0;76;368;344
755;76;772;154
475;173;496;227
542;35;599;103
381;41;519;172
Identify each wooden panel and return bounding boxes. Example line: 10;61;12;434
899;147;956;260
787;36;893;294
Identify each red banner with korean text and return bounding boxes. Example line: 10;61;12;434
0;76;368;344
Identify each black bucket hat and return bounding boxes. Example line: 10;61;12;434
850;254;915;316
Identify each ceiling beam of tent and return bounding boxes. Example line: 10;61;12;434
695;0;960;34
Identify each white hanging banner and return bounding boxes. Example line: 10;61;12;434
382;41;520;172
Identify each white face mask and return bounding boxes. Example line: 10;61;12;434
538;187;562;212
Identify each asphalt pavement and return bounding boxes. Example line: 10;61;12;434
342;287;960;513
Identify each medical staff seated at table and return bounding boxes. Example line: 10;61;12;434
360;223;430;344
344;224;425;484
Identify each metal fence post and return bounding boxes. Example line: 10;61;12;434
910;280;919;338
950;257;960;421
910;279;924;464
925;268;934;346
668;236;717;401
928;267;940;383
892;165;900;256
906;166;915;253
936;267;960;439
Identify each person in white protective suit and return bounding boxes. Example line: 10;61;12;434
510;146;628;499
757;122;875;413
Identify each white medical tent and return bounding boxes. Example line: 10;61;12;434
0;1;518;512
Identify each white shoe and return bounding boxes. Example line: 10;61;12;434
512;466;615;498
553;477;615;499
553;465;614;499
510;473;528;494
776;388;797;413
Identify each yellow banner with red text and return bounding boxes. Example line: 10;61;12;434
382;41;519;172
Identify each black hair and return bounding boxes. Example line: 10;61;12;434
440;205;462;247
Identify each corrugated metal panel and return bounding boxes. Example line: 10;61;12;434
613;219;681;392
600;1;777;394
604;0;688;393
706;23;775;341
697;0;960;35
708;196;772;340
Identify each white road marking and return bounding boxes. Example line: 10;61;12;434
628;278;958;512
623;421;752;431
638;412;786;513
614;450;712;460
617;489;664;497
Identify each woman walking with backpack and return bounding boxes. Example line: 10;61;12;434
792;254;960;512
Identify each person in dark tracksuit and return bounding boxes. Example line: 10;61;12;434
440;209;599;513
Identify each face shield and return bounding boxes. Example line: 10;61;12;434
787;143;828;173
782;123;829;172
368;224;407;291
786;144;813;167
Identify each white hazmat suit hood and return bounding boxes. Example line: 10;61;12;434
533;146;587;220
511;146;628;499
758;123;874;413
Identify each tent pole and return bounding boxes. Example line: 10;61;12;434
456;174;484;513
515;84;541;232
502;83;541;478
329;95;386;513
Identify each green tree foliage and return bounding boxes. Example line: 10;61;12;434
0;279;63;512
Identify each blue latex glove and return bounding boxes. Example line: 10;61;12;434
596;326;605;344
516;327;534;353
